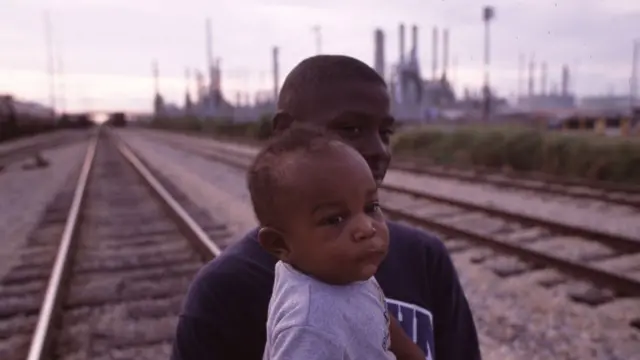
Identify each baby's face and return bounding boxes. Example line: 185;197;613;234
278;143;390;285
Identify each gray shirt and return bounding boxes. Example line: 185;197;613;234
263;261;396;360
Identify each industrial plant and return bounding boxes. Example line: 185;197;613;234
150;18;637;127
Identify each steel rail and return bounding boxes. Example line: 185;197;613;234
146;136;640;253
111;131;222;259
381;183;640;253
26;135;98;360
381;206;640;297
158;137;640;297
26;130;221;360
391;161;640;209
146;130;640;206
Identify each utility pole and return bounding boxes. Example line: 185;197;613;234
631;39;639;112
44;10;56;117
273;46;280;105
482;5;495;123
312;26;322;55
57;33;66;114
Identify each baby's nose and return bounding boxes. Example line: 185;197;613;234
352;214;377;242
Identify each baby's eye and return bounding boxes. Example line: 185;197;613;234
320;215;345;226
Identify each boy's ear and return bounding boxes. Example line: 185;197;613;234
258;227;291;261
272;111;294;134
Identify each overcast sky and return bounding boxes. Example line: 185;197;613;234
1;0;638;112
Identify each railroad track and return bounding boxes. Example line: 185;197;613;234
391;159;640;209
147;134;640;328
0;130;225;360
142;129;640;210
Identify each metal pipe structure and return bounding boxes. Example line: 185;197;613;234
482;6;495;122
631;39;639;111
205;18;214;90
561;64;570;96
431;27;438;80
374;28;385;79
541;61;548;96
411;25;418;62
528;55;535;97
273;46;280;105
399;23;406;65
442;28;449;80
153;60;160;96
517;53;524;101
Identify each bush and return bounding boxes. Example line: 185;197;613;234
391;125;640;184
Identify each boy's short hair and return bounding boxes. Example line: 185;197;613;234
277;55;386;116
247;124;345;227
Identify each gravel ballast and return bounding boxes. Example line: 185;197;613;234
0;140;89;280
119;130;640;360
141;128;640;241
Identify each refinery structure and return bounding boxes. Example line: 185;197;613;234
153;18;276;122
152;19;638;125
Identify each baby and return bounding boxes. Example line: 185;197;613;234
247;125;425;360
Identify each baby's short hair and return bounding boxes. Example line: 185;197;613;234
247;124;346;227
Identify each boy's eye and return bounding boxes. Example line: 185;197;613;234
380;128;394;142
365;201;382;214
339;126;362;135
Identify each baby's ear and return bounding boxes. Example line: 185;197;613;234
258;227;291;261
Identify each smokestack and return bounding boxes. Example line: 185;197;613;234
541;61;547;96
185;67;191;96
374;29;385;79
205;18;213;87
399;24;405;65
215;58;221;93
528;55;535;97
273;46;280;104
442;28;449;80
452;56;458;90
195;70;204;101
517;53;524;101
631;40;639;109
152;60;159;95
411;25;418;62
432;27;439;80
561;64;570;96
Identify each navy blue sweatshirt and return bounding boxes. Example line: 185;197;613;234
170;221;481;360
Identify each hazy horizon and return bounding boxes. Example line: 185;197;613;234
1;0;638;113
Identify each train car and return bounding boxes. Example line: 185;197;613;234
0;95;19;141
0;94;56;141
105;112;127;127
57;113;94;129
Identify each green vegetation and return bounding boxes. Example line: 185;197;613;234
392;125;640;184
147;117;640;185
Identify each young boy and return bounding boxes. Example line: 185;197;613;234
247;125;425;360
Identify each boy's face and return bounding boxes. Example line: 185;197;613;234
273;81;394;185
259;143;390;285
